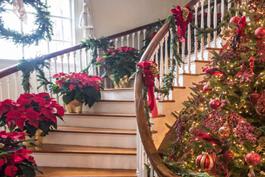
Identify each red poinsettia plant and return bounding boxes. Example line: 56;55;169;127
0;131;37;177
52;72;102;107
0;92;64;137
95;46;140;86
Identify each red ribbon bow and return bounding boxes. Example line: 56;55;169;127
171;6;193;42
137;61;159;117
236;16;246;36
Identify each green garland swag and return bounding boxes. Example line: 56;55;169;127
0;0;53;45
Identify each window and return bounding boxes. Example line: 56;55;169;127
0;0;74;60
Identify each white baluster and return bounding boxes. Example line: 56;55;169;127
85;49;89;68
79;49;83;70
143;29;147;43
6;77;10;99
181;41;185;73
207;0;211;47
159;41;164;87
137;31;141;50
200;0;205;60
67;53;70;73
126;35;130;46
187;24;192;73
61;55;64;73
14;73;19;99
54;57;58;74
194;3;199;61
228;0;232;10
164;33;169;75
221;0;225;20
73;51;77;72
213;0;218;48
132;33;136;48
121;36;124;46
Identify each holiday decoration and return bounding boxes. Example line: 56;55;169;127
137;61;159;117
255;27;265;39
0;93;64;137
95;46;140;88
0;131;37;177
196;153;216;171
162;1;265;176
171;6;193;42
0;0;53;45
51;72;102;112
218;122;231;139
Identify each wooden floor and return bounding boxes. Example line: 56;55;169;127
38;167;136;177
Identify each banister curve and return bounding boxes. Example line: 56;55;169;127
135;22;178;177
134;0;200;176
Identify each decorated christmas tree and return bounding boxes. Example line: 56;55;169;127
163;0;265;176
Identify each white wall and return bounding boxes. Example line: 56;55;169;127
89;0;188;38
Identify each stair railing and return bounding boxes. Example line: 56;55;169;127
0;21;161;102
135;0;231;176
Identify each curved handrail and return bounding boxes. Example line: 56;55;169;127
135;22;178;177
0;20;162;79
134;0;201;176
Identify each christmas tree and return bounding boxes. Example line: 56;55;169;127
163;0;265;176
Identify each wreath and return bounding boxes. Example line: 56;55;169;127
0;0;53;45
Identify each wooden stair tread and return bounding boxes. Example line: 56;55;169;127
103;88;133;91
54;126;136;135
98;100;134;102
194;60;211;63
33;144;136;155
38;167;136;177
64;113;136;117
181;73;203;76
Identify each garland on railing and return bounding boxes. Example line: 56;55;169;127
17;59;50;93
0;0;53;45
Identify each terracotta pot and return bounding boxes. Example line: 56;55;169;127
66;99;83;113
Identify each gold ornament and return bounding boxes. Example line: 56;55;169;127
218;122;231;139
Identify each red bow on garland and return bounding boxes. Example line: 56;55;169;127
171;6;193;42
137;61;159;117
236;16;246;36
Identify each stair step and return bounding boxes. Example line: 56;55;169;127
33;145;136;169
59;113;136;130
83;100;135;114
101;88;134;100
43;127;136;148
54;126;136;135
38;167;136;177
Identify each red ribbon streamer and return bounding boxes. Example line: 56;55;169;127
236;16;246;36
137;61;159;117
171;6;193;42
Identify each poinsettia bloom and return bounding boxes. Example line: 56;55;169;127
4;165;18;177
117;46;135;53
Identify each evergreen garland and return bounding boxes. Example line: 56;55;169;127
0;0;53;45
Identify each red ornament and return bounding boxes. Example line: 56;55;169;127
230;16;241;25
202;83;212;93
196;153;216;171
209;99;222;110
223;150;234;160
245;152;261;166
255;27;265;39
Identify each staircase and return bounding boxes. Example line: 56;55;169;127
35;89;137;177
0;0;228;176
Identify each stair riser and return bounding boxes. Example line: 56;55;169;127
59;116;136;130
84;102;135;114
101;90;134;100
34;153;136;169
43;132;136;148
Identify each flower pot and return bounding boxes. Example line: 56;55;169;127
66;99;83;113
23;129;43;147
113;75;134;88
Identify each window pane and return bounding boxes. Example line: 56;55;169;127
51;17;72;42
48;41;71;53
23;41;48;59
0;39;22;60
47;0;71;18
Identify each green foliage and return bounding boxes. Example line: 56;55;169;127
17;59;50;93
81;38;113;73
0;0;53;45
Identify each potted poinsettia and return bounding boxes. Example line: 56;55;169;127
96;46;140;88
0;92;64;142
52;72;102;113
0;131;38;177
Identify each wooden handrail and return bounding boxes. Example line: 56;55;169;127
135;22;178;177
134;0;201;176
0;20;162;79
